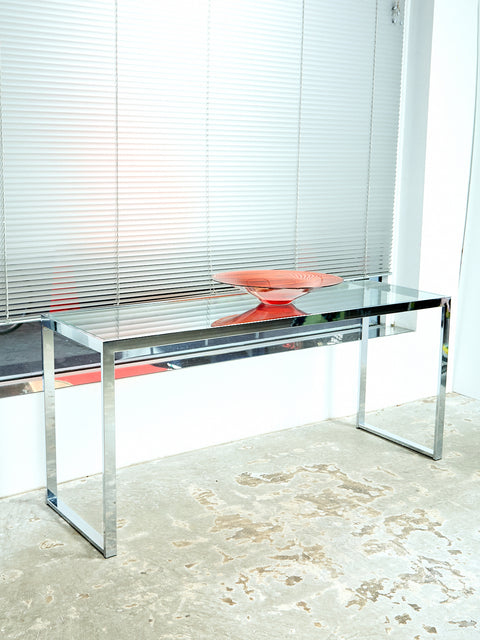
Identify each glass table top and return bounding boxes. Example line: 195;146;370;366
43;280;448;346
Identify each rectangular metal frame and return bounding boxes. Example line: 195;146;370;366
356;302;450;460
41;288;451;558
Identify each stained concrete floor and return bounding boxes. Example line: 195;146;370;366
1;393;479;640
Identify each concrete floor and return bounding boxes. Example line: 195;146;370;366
1;393;479;639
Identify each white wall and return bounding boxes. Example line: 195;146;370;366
393;0;434;296
453;2;480;399
420;0;477;299
420;0;478;399
454;188;480;399
1;0;478;498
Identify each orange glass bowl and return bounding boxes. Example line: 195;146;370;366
212;269;343;305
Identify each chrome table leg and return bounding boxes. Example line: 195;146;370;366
42;322;117;557
42;325;57;503
432;301;450;459
101;345;117;558
356;302;450;460
357;316;368;429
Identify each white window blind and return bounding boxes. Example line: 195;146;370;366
0;0;117;319
0;0;405;320
117;0;210;303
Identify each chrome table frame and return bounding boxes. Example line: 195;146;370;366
41;283;450;558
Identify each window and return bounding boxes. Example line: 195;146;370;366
0;0;405;382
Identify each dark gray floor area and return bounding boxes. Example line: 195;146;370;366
0;321;99;379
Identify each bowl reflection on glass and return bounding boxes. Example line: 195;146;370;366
212;302;305;327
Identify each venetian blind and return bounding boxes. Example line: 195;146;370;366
0;0;405;320
0;0;117;318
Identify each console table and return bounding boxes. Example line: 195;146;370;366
41;280;450;558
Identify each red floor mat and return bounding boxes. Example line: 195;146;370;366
56;363;168;386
